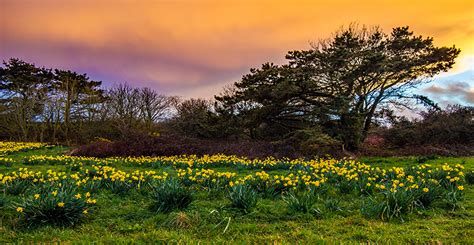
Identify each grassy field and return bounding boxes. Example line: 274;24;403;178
1;145;473;243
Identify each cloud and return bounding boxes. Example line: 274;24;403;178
422;70;474;105
1;0;473;98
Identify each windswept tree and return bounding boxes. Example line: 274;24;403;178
217;25;460;150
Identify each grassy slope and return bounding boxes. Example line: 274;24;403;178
1;147;473;243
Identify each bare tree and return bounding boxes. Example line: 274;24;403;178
138;87;178;130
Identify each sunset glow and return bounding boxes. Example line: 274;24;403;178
1;0;473;102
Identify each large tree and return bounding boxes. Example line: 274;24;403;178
53;70;103;141
0;59;53;140
216;25;460;150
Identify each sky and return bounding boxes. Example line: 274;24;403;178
1;0;473;106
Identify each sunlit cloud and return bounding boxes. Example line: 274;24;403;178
422;71;474;106
1;0;473;99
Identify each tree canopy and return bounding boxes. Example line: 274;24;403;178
216;25;460;150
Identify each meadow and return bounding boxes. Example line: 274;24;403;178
0;142;473;243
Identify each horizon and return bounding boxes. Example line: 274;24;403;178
1;0;473;106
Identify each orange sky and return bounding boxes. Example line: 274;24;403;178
1;0;473;101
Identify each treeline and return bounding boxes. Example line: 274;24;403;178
0;59;177;143
1;25;471;157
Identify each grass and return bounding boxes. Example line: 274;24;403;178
0;147;473;243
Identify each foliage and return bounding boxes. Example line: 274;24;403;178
227;184;258;213
383;105;474;148
73;134;300;159
215;25;460;150
149;179;194;213
15;185;95;228
283;188;319;214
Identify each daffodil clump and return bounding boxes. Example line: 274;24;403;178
23;155;107;166
0;157;14;167
14;184;96;228
178;168;236;190
1;166;169;197
0;141;48;156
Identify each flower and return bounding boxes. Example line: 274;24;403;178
58;202;65;207
16;207;24;213
34;194;40;199
74;193;82;199
457;185;464;191
423;188;429;193
85;192;91;198
86;198;97;204
52;190;58;196
83;209;88;214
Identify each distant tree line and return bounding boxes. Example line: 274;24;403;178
0;59;177;143
1;25;470;155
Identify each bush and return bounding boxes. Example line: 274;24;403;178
73;133;300;159
283;189;319;214
383;105;474;148
149;179;194;213
15;185;95;228
227;184;258;213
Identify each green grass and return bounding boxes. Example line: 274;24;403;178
1;148;473;243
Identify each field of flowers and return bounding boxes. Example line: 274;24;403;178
0;141;48;156
0;141;473;243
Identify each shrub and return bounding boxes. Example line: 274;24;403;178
15;186;95;228
149;179;194;213
227;184;258;213
73;133;301;159
283;189;319;214
381;105;474;150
